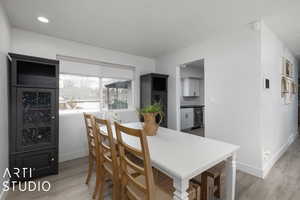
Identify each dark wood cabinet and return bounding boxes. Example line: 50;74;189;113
11;149;58;181
8;53;59;182
140;73;168;127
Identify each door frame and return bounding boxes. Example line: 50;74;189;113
176;59;205;132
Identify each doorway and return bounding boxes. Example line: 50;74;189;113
177;59;205;137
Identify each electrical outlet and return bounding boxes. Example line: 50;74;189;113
263;150;271;161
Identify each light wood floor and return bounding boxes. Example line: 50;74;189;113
7;137;300;200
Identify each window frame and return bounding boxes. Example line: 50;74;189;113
59;73;135;113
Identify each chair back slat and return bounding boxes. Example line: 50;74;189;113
124;156;145;175
83;113;99;157
103;154;112;163
115;122;155;200
94;118;119;180
127;189;141;200
126;171;147;192
123;143;144;158
102;143;111;151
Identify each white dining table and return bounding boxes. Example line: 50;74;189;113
109;122;239;200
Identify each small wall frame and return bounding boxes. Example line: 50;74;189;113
282;57;293;78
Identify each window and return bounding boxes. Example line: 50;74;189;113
102;78;132;110
59;74;100;110
59;74;133;111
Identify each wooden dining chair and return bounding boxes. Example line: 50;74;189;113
93;117;120;200
115;122;201;200
83;113;96;185
115;122;186;200
83;113;101;199
114;122;162;200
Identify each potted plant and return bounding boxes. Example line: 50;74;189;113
139;103;163;136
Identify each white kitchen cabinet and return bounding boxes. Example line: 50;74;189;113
182;78;200;97
181;108;194;130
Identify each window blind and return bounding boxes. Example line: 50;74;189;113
59;58;134;79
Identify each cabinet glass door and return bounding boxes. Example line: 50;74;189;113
17;88;57;151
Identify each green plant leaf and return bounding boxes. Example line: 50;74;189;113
138;103;163;114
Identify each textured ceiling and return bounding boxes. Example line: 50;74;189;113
2;0;295;58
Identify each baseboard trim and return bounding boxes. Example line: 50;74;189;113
262;133;298;179
237;162;263;178
236;133;298;179
59;150;88;163
0;190;8;200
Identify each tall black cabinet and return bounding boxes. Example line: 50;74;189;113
140;73;168;127
8;53;59;181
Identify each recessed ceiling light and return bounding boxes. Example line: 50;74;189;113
37;16;49;23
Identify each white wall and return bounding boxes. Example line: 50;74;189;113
11;28;156;108
0;2;10;199
260;22;298;177
156;22;299;178
11;28;155;70
11;28;155;162
59;110;139;162
156;24;264;176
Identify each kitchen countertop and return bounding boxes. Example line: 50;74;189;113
180;105;204;108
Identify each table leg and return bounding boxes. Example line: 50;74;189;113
225;153;237;200
173;177;189;200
